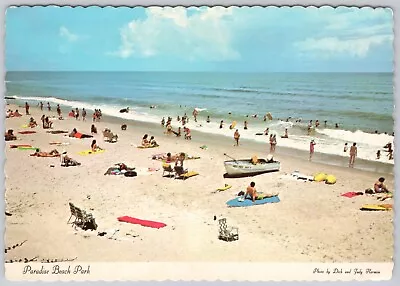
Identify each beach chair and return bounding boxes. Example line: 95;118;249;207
71;205;97;230
218;218;239;242
103;129;118;143
67;202;78;225
162;164;175;177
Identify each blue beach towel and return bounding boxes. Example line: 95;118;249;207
226;196;280;207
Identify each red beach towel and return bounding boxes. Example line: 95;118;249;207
18;131;36;135
341;192;363;198
117;216;166;229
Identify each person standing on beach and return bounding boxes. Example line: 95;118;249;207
244;121;248;130
269;134;277;153
75;108;80;120
193;109;198;122
40;102;43;111
349;143;357;167
25;102;30;115
220;120;224;129
56;104;61;118
47;102;51;111
234;129;240;146
309;139;316;161
82;108;87;121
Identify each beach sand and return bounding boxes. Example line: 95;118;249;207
4;103;394;263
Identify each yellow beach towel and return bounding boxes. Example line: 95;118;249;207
360;204;392;211
181;171;199;178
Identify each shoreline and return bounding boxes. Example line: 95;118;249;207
8;100;393;175
4;102;394;262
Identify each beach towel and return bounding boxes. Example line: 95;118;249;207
47;130;69;134
179;171;199;179
49;142;70;146
360;204;392;211
78;149;106;156
18;131;36;135
21;124;29;128
17;147;38;150
226;196;280;207
217;184;232;192
137;145;159;149
341;192;364;198
117;216;166;229
10;144;32;149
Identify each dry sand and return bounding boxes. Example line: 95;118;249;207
4;103;394;263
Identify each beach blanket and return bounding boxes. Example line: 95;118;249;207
18;131;36;135
10;144;32;149
30;153;60;158
117;216;166;229
177;171;199;179
47;130;69;134
360;204;392;211
104;166;135;175
341;192;364;198
217;184;232;192
78;149;106;156
226;195;280;207
49;142;70;146
21;124;29;128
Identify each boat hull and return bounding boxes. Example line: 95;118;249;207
224;159;280;176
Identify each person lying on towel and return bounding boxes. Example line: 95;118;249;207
69;128;93;139
30;148;60;157
62;153;81;166
374;177;390;193
245;182;278;202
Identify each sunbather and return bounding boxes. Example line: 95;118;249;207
91;140;103;152
175;152;186;168
142;134;150;146
149;136;158;147
69;128;93;139
30;149;60;157
13;110;22;117
61;152;81;166
4;129;17;141
91;124;97;134
28;117;38;128
374;177;389;193
244;182;278;202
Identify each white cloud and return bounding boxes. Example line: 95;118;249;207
59;26;79;42
294;8;393;58
110;7;240;61
295;35;393;58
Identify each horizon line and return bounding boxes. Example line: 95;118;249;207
5;70;393;73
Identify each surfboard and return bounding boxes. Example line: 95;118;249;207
78;149;106;156
217;185;232;192
226;196;280;207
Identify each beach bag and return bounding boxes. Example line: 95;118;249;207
124;171;137;177
314;173;327;182
325;175;337;184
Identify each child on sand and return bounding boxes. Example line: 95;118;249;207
142;134;150;146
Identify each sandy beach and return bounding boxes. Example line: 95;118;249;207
4;102;394;263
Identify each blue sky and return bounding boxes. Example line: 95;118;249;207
6;6;393;72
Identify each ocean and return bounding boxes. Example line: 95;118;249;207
5;71;395;165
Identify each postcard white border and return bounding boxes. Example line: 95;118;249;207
1;0;398;285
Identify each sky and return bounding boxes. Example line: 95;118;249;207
5;6;394;72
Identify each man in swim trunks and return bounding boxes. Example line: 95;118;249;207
245;182;258;202
374;177;389;193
